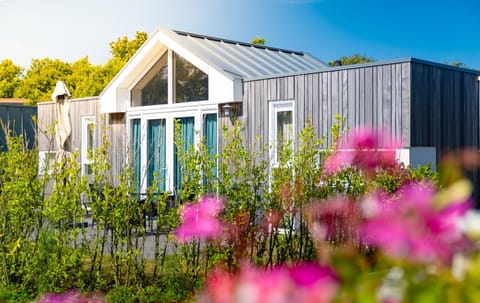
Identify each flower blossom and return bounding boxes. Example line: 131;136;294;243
324;126;400;175
361;181;472;264
200;263;339;303
174;196;224;243
36;290;103;303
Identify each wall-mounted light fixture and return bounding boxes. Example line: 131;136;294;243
222;103;234;118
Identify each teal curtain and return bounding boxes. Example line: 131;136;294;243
131;119;141;193
147;119;166;192
204;114;217;188
174;117;195;190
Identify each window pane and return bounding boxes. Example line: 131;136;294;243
87;123;94;152
130;119;142;192
277;110;292;158
131;52;168;106
147;119;166;192
174;52;208;102
174;117;195;190
204;114;217;189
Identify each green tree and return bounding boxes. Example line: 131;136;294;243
328;54;375;67
251;37;266;45
448;61;467;68
109;31;148;62
102;31;149;87
14;58;72;103
0;59;23;98
67;57;105;98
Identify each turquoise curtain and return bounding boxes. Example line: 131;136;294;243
204;114;217;188
147;119;166;192
131;119;141;193
174;117;195;190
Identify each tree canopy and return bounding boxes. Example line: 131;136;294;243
328;54;375;67
0;31;148;104
0;59;23;98
251;37;266;46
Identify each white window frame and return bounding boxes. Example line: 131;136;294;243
38;151;56;175
127;106;216;194
81;116;95;175
269;100;295;167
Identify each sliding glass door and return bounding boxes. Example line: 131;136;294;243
174;117;195;190
130;118;142;192
147;119;166;191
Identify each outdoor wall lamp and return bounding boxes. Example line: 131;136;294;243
222;103;234;118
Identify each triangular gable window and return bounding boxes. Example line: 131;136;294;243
131;51;208;107
131;52;168;107
174;52;208;102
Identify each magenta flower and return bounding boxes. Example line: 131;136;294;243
201;263;338;303
361;182;472;263
324;126;400;175
174;196;224;243
36;290;103;303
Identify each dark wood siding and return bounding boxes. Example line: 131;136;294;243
410;62;479;154
410;62;480;201
0;104;37;151
241;62;412;158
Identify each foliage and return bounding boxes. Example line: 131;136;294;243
0;117;454;303
2;31;148;103
251;37;266;45
0;59;23;98
328;53;375;66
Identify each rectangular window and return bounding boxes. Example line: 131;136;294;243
81;116;95;175
269;101;294;165
203;113;217;189
38;151;56;175
174;117;195;190
130;118;142;192
147;119;167;191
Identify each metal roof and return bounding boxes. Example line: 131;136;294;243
158;28;328;80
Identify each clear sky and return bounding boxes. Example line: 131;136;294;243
0;0;479;69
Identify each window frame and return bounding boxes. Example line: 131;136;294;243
269;100;295;167
127;108;216;194
81;116;95;175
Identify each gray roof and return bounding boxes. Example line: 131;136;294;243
159;28;328;80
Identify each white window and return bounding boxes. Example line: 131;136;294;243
127;109;217;194
38;151;56;175
81;116;95;175
269;101;294;166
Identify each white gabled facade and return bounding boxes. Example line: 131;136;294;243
100;28;242;114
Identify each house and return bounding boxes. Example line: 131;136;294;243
37;28;480;198
0;99;37;151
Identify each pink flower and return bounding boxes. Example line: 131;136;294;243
308;197;363;244
36;290;103;303
361;182;472;263
201;263;338;303
324;126;400;175
174;196;224;243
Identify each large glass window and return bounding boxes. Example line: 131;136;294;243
130;119;142;192
81;116;95;175
174;117;195;190
131;52;168;107
204;113;217;189
174;52;208;102
269;101;294;165
147;119;167;191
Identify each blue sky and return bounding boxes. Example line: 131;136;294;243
0;0;479;69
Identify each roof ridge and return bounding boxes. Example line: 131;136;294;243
173;30;305;56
